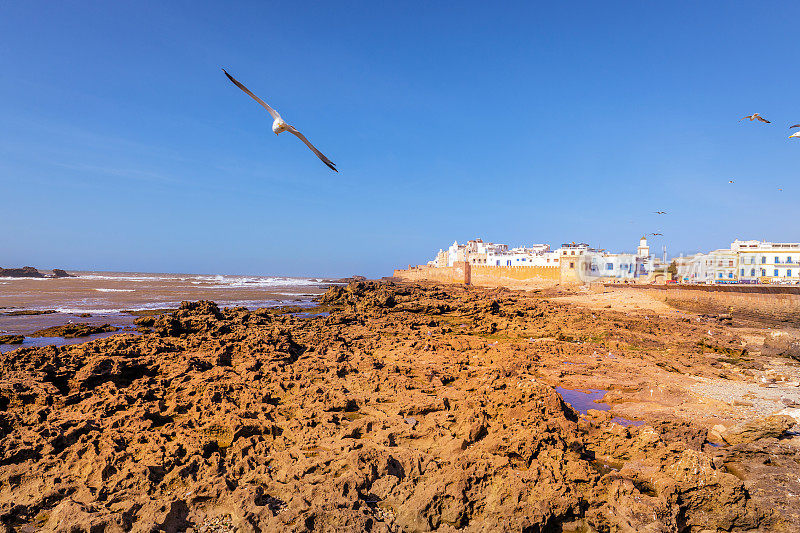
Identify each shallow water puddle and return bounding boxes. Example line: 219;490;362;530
555;386;643;427
0;330;140;354
289;311;330;319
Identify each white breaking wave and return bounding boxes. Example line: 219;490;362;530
191;276;324;288
77;274;178;282
95;288;135;293
75;273;323;287
43;304;180;314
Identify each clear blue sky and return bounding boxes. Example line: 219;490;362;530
1;1;798;277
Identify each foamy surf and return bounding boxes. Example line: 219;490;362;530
95;288;135;293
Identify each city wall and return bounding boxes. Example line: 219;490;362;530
393;263;560;288
469;264;560;288
394;264;800;323
608;284;800;324
393;264;469;285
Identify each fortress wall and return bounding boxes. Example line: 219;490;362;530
394;263;560;289
469;265;560;288
609;284;800;324
393;264;468;285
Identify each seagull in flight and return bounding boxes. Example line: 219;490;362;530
222;69;337;172
654;211;667;215
729;179;735;184
740;113;770;123
648;233;663;236
790;130;800;139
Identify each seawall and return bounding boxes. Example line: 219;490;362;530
607;284;800;325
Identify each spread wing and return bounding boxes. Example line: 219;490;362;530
790;124;800;129
222;69;281;121
740;115;752;121
756;115;770;123
286;125;338;172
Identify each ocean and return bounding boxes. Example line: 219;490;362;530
0;271;338;353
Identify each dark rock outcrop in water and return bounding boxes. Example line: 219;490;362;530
0;335;23;345
0;266;74;278
29;323;119;338
0;282;787;531
1;310;56;317
0;266;45;278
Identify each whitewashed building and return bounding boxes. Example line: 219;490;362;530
674;240;800;285
732;240;800;284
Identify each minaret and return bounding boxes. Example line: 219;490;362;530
637;236;650;258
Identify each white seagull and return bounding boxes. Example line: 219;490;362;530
789;125;800;139
740;113;770;123
223;68;337;172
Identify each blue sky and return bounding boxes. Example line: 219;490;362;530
1;1;798;277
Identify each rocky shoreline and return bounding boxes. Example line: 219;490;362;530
0;281;798;531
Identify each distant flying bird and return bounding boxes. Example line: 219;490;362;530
222;68;337;172
740;113;770;123
654;211;667;215
649;233;663;236
778;188;783;192
729;180;735;184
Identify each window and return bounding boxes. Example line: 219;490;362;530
718;273;723;278
606;263;613;270
762;256;766;264
788;256;793;264
751;268;755;276
741;268;744;276
729;272;733;278
569;262;575;268
775;256;780;264
761;269;766;276
774;269;779;277
788;269;793;277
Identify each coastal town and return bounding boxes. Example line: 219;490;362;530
397;237;800;286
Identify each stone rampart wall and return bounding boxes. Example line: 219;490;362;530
469;265;560;288
608;284;800;324
393;264;468;285
394;263;559;289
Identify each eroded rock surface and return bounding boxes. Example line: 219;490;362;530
29;324;119;338
0;282;791;531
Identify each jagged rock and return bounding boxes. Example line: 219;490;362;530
0;282;782;531
30;324;118;338
0;335;23;345
720;414;796;445
51;269;74;278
